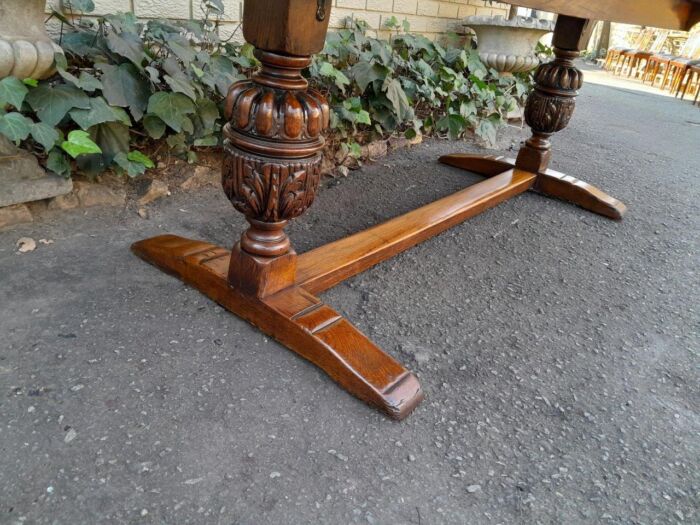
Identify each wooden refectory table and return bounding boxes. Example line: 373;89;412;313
132;1;700;420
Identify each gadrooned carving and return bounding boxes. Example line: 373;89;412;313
534;60;584;93
225;81;330;142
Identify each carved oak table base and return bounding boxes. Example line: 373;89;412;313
132;11;625;420
441;16;626;221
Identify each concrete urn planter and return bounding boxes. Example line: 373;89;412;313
464;15;555;74
0;0;61;80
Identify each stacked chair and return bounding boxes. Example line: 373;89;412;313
604;29;656;75
616;30;669;79
604;26;700;105
673;32;700;103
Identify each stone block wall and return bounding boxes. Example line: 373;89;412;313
50;0;511;41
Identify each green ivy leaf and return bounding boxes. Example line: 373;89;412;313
0;112;33;142
64;0;95;12
164;75;198;101
47;150;71;178
56;54;103;92
106;31;147;68
193;136;218;147
147;92;196;133
383;78;412;121
355;110;371;125
30;122;60;151
104;12;140;34
204;0;225;14
196;99;219;133
143;115;166;139
0;77;29;110
70;97;132;130
61;130;103;158
475;115;500;146
127;150;155;168
437;114;466;140
319;62;350;92
23;79;39;87
168;41;197;65
113;152;148;177
26;84;91;127
89;122;130;165
351;61;387;92
99;63;150;121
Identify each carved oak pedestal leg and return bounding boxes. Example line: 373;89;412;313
132;0;423;420
440;15;627;220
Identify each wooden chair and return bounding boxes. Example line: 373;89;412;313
644;30;700;89
611;29;654;74
642;53;674;85
666;57;694;93
604;47;631;71
621;30;671;79
676;62;700;101
605;28;651;71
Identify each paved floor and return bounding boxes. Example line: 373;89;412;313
1;67;699;524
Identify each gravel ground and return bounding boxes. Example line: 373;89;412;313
1;67;699;524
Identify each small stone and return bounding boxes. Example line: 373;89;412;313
140;509;148;517
408;133;423;146
269;471;281;479
400;342;431;364
16;237;37;253
408;454;416;462
74;181;126;208
361;140;388;159
46;486;54;494
0;204;33;229
48;192;80;211
0;136;73;207
337;166;350;177
138;179;170;205
64;428;78;443
388;137;410;151
184;477;203;485
466;484;481;493
137;208;149;219
180;166;219;190
70;384;84;392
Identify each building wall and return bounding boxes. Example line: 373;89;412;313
49;0;511;41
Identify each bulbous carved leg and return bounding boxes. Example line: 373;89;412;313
514;16;627;220
222;50;330;296
516;48;581;173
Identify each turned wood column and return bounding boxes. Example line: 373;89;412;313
222;0;331;297
516;16;595;174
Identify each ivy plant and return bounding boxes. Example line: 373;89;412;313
0;7;533;180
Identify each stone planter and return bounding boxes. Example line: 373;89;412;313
0;0;61;79
464;15;554;74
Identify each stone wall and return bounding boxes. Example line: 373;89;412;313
50;0;511;41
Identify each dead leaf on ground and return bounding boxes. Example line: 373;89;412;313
16;237;37;253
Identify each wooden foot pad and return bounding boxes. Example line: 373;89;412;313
439;154;627;220
131;235;423;420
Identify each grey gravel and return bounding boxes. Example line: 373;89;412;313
1;67;699;524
